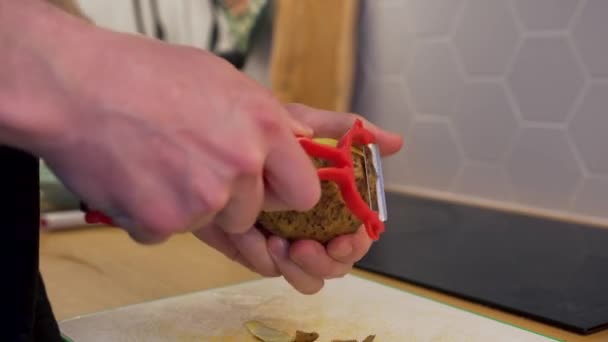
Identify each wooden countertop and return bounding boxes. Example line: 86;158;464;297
40;227;608;342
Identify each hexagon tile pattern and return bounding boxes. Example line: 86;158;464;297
573;0;608;76
452;163;513;201
573;178;608;218
513;0;579;31
407;0;464;36
507;37;584;123
506;127;582;210
452;82;518;162
569;85;608;175
353;75;411;133
402;119;462;189
406;40;464;117
357;0;412;76
353;0;608;221
453;0;519;75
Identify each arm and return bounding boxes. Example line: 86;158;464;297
0;0;403;296
0;0;321;294
0;0;95;154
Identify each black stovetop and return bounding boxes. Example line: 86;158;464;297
356;191;608;335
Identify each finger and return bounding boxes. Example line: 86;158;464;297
215;174;264;234
264;127;321;212
289;240;352;279
326;224;373;264
262;184;314;212
228;227;280;277
114;215;171;245
192;224;253;271
268;236;324;295
127;230;171;244
181;211;216;234
284;103;403;156
265;112;315;212
287;115;314;137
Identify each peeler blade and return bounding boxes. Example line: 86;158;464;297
365;143;388;222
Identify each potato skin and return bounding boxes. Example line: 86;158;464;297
256;149;377;243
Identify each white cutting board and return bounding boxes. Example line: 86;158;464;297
60;274;558;341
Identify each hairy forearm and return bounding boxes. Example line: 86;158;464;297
0;0;93;154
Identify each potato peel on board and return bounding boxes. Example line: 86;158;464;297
244;320;374;342
244;320;295;342
295;330;320;342
332;336;375;342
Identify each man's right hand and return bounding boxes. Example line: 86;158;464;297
3;1;321;244
1;0;405;295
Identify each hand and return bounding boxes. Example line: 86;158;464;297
194;103;403;294
272;103;403;293
35;23;321;244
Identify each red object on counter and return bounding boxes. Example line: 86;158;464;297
84;119;384;240
84;210;113;225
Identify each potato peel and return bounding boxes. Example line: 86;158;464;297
244;320;294;342
294;330;319;342
244;320;373;342
331;337;375;342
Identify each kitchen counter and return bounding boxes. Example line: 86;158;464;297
40;227;608;341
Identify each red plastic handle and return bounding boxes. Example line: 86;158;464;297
84;210;114;225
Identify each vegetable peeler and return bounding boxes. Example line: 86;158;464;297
83;119;388;240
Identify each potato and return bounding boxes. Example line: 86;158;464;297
256;138;377;243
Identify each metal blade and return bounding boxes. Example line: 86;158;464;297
365;143;388;222
362;148;374;211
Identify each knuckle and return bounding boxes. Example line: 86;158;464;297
235;150;264;176
247;99;284;137
256;113;282;137
192;177;231;214
202;187;231;214
136;202;182;237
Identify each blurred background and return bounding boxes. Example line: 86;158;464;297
41;2;608;338
45;0;608;227
353;0;608;226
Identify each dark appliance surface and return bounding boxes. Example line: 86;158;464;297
357;191;608;335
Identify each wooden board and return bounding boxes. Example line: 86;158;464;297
269;0;358;112
59;274;558;341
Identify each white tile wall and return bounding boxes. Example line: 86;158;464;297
353;0;608;221
73;0;608;221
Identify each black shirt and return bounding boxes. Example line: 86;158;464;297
1;146;62;341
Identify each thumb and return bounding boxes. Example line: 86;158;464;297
284;103;403;156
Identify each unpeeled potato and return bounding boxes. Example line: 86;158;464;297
256;138;377;243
